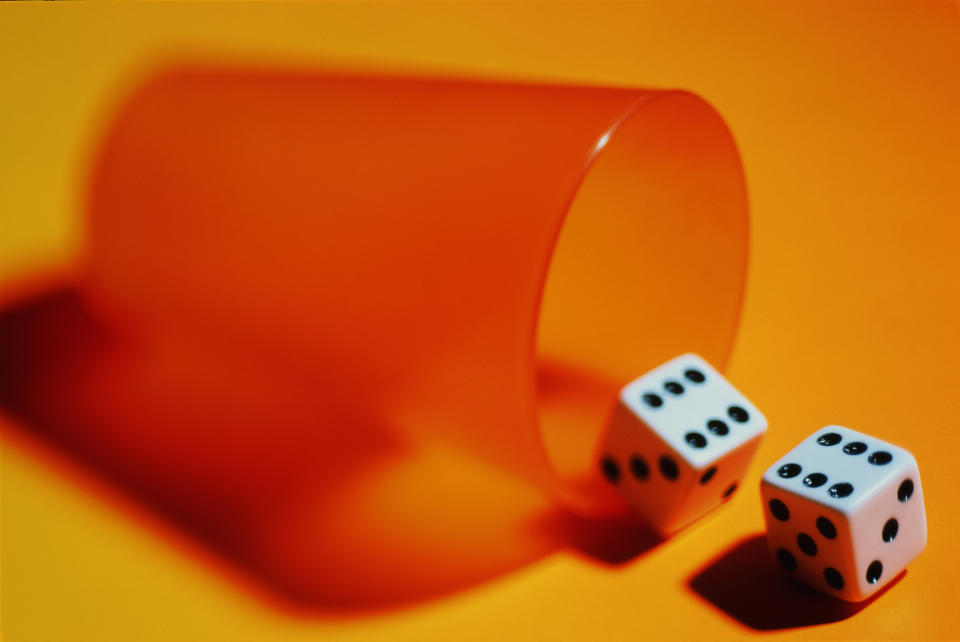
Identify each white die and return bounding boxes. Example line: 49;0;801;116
761;426;927;602
597;353;767;535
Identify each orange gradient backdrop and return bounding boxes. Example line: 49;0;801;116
1;2;959;641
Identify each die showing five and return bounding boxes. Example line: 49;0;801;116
760;426;927;602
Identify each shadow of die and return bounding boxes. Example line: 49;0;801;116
687;534;903;631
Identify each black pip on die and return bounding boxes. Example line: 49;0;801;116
598;353;768;535
761;426;927;602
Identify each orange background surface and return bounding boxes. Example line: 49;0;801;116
2;1;960;640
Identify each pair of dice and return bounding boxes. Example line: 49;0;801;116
598;353;927;602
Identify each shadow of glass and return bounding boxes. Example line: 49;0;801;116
687;534;904;631
540;510;665;566
0;283;662;616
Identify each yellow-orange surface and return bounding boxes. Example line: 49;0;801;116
2;2;959;640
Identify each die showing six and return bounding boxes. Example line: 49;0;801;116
597;353;768;536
